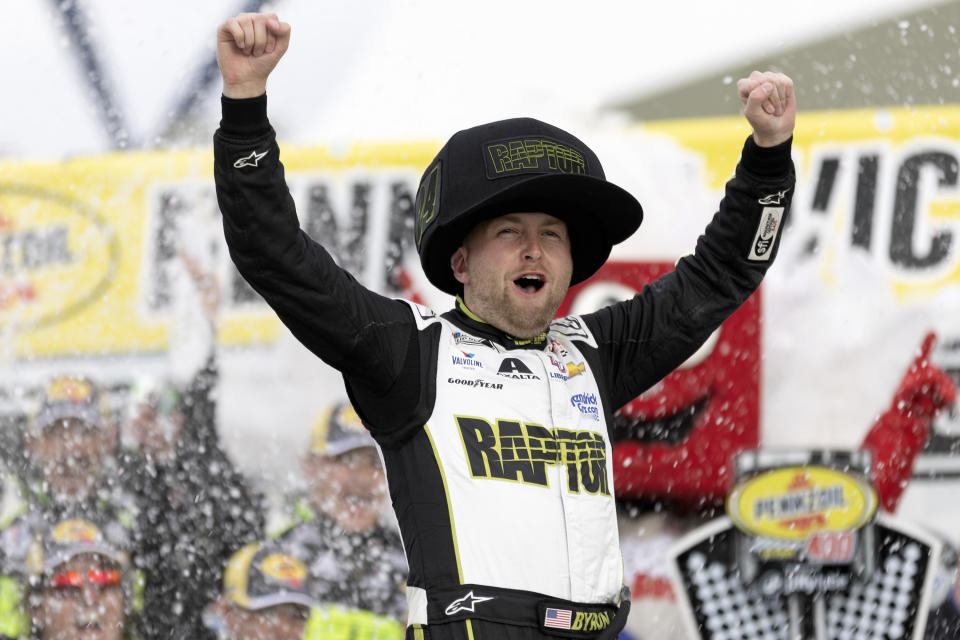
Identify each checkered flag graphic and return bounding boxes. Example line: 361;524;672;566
668;515;940;640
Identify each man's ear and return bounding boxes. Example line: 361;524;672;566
451;247;469;285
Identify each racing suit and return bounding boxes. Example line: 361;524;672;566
213;94;795;639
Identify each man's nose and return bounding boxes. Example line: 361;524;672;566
522;235;542;260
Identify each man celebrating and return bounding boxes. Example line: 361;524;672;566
214;12;795;640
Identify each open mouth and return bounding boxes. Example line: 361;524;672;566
612;395;709;445
513;274;545;294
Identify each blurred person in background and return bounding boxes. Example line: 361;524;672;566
120;365;264;639
5;513;138;640
118;246;264;639
269;402;407;626
0;377;136;640
203;538;317;640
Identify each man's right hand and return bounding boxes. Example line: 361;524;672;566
217;12;291;99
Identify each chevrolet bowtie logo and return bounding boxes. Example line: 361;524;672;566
233;150;268;169
444;590;495;615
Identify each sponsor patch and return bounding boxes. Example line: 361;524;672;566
453;331;491;348
758;188;790;205
444;590;494;615
747;207;784;261
451;350;483;369
447;377;503;390
233;150;268;169
571;392;600;421
497;358;540;380
550;316;594;344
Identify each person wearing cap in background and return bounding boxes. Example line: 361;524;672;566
6;513;138;640
204;538;317;640
205;535;404;640
268;402;407;625
0;372;262;640
0;376;139;640
214;12;795;640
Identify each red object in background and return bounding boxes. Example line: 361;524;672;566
556;261;763;505
863;331;958;512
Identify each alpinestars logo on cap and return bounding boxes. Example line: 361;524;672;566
234;150;268;169
444;591;495;615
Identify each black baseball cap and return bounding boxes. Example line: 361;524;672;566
413;117;644;296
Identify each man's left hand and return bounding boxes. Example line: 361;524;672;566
737;71;795;147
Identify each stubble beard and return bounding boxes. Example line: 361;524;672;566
468;279;567;339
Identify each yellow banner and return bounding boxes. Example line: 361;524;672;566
640;104;960;298
0;143;437;358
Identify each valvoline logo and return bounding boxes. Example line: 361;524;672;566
571;393;600;421
451;350;482;368
0;184;118;331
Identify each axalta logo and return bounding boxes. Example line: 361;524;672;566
451;350;482;368
497;358;540;380
456;415;610;495
571;393;600;421
0;184;118;331
726;466;877;541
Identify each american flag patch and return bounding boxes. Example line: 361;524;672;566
544;608;572;630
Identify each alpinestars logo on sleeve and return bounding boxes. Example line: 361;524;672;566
233;150;268;169
444;591;495;615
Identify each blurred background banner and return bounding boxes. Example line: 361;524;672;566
0;143;435;358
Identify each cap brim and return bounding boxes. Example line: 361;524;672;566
244;591;319;611
45;546;127;574
423;173;643;296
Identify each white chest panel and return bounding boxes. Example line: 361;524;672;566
426;319;623;603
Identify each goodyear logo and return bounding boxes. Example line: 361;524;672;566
484;137;587;178
0;184;118;332
726;466;877;541
456;416;609;495
52;519;100;544
260;553;307;589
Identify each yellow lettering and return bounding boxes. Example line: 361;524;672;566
571;612;584;631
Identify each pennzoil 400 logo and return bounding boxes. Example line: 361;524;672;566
0;184;118;330
726;466;878;563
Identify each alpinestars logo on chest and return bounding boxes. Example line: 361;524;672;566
444;590;495;615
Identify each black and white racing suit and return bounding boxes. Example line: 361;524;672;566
213;95;795;640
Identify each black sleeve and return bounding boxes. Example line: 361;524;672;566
213;94;418;396
584;136;795;411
